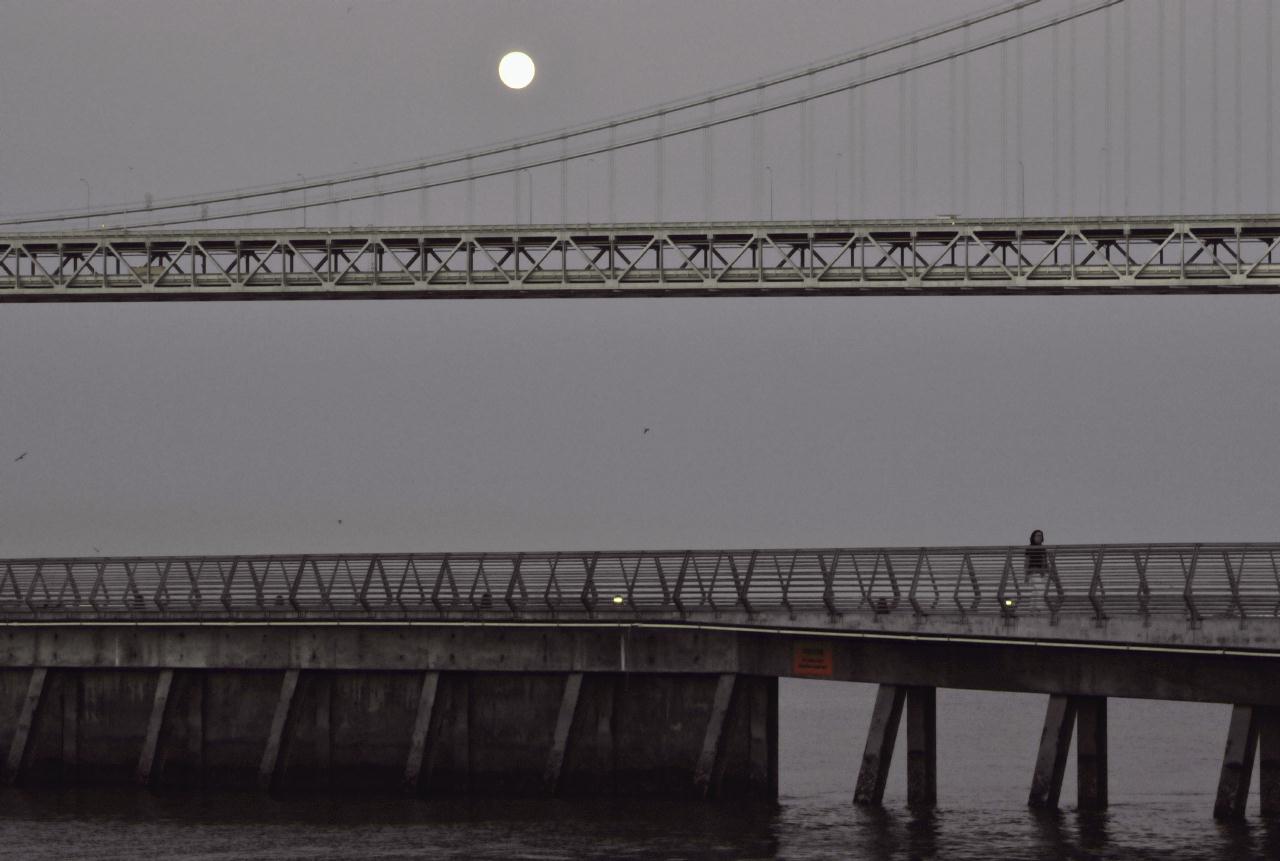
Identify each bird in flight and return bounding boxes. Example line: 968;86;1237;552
13;452;26;462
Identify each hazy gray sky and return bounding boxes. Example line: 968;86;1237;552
0;0;1277;556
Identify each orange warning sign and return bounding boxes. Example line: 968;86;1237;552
793;642;833;677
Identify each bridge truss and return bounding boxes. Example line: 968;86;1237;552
1;217;1278;301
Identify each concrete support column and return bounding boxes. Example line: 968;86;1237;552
749;675;779;798
854;684;906;805
403;671;440;793
136;669;175;787
544;672;583;794
1259;707;1280;818
1028;694;1076;809
1215;703;1260;820
258;669;301;791
61;670;80;783
3;667;47;786
1076;696;1108;810
1027;694;1107;810
905;686;937;808
694;673;737;798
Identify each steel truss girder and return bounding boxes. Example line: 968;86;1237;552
0;542;1276;625
0;217;1278;301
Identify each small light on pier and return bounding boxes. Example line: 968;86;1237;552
612;595;624;605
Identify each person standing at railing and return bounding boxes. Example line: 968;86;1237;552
1025;530;1047;582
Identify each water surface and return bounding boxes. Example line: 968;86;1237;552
1;682;1274;859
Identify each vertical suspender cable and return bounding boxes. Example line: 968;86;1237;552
419;167;429;226
1269;2;1276;213
1234;0;1243;213
858;58;867;219
1122;0;1130;216
898;62;907;217
465;156;476;225
949;49;959;214
751;87;763;220
1102;3;1112;216
805;73;816;220
1211;8;1219;213
1051;19;1060;214
1179;0;1187;215
1015;5;1023;216
1068;12;1077;217
512;147;522;224
848;79;858;220
607;123;617;223
910;44;919;218
1157;0;1165;214
962;25;971;215
1001;38;1009;216
655;112;665;222
703;102;714;221
560;136;569;224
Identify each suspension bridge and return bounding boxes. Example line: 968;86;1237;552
1;0;1278;819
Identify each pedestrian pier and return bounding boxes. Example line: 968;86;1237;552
1;542;1277;817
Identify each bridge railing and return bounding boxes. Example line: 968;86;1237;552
1;543;1277;623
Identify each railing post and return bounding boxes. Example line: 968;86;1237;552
908;550;926;617
1182;545;1202;625
672;552;690;618
580;553;600;615
819;552;838;618
1087;548;1107;622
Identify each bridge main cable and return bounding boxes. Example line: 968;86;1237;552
0;0;1123;230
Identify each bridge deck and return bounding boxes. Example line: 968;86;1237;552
0;217;1277;300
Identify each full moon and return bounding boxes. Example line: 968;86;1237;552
498;51;536;89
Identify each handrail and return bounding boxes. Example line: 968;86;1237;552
1;542;1277;624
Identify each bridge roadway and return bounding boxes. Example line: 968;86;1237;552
1;542;1279;815
0;216;1278;301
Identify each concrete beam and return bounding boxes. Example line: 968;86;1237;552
1076;696;1108;809
693;673;736;797
1215;704;1260;820
1028;694;1076;809
402;671;440;793
544;672;583;795
854;684;906;806
9;623;1280;709
136;669;175;787
258;669;301;791
906;686;937;808
3;667;47;785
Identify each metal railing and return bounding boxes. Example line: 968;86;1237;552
1;218;1278;301
1;543;1278;624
